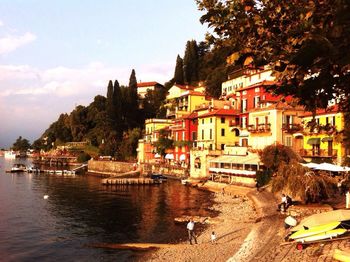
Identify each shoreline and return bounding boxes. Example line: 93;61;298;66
139;182;259;262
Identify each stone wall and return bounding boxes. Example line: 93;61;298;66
88;160;135;176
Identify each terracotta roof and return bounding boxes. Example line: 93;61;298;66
199;109;239;118
179;90;206;97
182;112;198;119
301;104;340;117
236;80;277;92
174;84;196;90
137;81;161;88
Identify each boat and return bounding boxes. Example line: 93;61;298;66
297;228;347;243
292;210;350;232
181;179;189;185
289;221;341;240
6;163;27;173
150;173;167;181
27;165;40;173
333;249;350;262
4;151;16;159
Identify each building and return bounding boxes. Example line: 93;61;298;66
170;112;198;166
137;82;164;98
165;84;208;119
301;105;345;164
247;100;304;152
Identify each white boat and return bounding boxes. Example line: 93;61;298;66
6;163;27;173
4;151;16;159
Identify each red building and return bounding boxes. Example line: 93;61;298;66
170;112;198;166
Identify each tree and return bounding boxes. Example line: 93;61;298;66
153;129;174;157
174;55;185;84
259;144;301;173
196;0;350;112
118;128;142;160
272;160;336;203
183;40;200;84
113;80;123;139
106;80;115;124
126;69;141;129
12;136;31;151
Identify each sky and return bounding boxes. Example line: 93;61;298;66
0;0;207;148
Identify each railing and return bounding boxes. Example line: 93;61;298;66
248;123;271;133
300;149;338;157
282;123;303;133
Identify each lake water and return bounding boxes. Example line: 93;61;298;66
0;157;216;261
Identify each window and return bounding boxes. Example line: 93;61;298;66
182;131;185;140
221;144;225;150
192;131;197;141
265;116;269;125
242;138;248;147
255;117;259;128
242;99;247;113
333;116;336;126
210;129;212;139
221;117;225;123
202;119;204;124
221;128;225;136
254;96;260;108
210;118;212;123
285;136;292;147
242;117;247;129
326;117;329;125
202;130;204;140
209;144;213;150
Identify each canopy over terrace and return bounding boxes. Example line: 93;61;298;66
209;153;262;186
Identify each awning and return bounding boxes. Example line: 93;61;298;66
209;153;261;166
293;133;304;138
179;154;186;161
165;154;174;160
307;138;320;145
322;136;333;142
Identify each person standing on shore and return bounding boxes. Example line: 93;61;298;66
187;218;197;245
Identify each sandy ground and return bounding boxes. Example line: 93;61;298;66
134;182;350;262
140;186;258;262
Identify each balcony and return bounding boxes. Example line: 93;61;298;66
248;123;271;133
166;109;176;118
282;123;303;133
300;149;338;158
229;120;240;127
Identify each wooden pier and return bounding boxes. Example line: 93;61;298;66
101;178;161;185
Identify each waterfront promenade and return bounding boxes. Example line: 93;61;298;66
141;182;350;262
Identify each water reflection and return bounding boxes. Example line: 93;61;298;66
0;157;216;261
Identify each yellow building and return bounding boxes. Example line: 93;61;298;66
196;108;240;151
301;105;345;164
138;118;174;163
166;84;208;118
248;101;304;152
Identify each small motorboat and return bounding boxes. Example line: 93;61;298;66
6;163;27;173
27;165;40;173
150;173;167;181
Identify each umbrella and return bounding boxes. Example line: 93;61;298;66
154;153;161;158
292;209;350;232
179;154;186;161
165;154;174;160
315;163;349;172
301;163;320;169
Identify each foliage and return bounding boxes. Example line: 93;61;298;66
77;152;91;163
183;40;200;85
196;0;350;113
259;144;301;172
153;129;174;157
272;160;337;203
118;128;143;161
12;136;31;151
174;55;185;84
256;169;272;187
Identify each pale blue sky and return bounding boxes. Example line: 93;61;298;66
0;0;207;148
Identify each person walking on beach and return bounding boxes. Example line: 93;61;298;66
187;218;197;245
211;231;217;244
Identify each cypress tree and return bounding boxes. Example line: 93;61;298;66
174;55;184;84
113;80;123;139
183;40;199;85
106;80;115;122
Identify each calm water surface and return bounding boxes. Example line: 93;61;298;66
0;157;215;261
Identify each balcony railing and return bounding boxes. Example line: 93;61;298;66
282;123;303;133
248;123;271;133
300;149;338;157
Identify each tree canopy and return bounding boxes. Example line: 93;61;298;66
196;0;350;112
12;136;31;151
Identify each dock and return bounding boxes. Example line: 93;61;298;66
101;178;161;185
